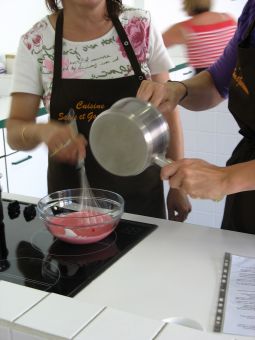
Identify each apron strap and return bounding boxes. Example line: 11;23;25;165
52;11;146;82
240;18;255;47
50;10;63;116
52;10;64;83
111;15;146;81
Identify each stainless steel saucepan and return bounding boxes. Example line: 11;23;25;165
89;97;172;176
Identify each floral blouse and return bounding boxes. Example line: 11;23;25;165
12;7;172;112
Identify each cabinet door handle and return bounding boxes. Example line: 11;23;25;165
183;70;192;75
11;155;32;165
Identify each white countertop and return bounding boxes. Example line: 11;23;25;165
1;192;255;339
75;213;255;329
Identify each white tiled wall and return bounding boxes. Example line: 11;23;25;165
180;101;242;228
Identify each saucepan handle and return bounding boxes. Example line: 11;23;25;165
153;154;173;167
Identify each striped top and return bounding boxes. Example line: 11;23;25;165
183;18;237;69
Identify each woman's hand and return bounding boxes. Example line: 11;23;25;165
161;159;228;201
40;121;87;165
136;80;186;115
167;188;192;222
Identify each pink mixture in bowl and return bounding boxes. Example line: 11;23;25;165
47;210;116;244
38;188;124;245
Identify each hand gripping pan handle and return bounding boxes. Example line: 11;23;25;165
153;154;173;167
89;97;173;176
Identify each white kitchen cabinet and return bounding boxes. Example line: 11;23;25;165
169;63;195;81
0;157;8;192
0;129;5;157
0;326;11;340
5;145;48;198
1;114;49;198
2;128;16;156
0;126;15;157
12;331;45;340
0;74;12;97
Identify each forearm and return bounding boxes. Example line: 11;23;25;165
179;71;224;111
6;93;45;150
7;119;46;151
225;160;255;195
165;107;184;160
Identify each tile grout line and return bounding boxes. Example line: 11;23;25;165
12;293;50;323
70;306;107;339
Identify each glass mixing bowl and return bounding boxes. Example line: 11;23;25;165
37;188;124;244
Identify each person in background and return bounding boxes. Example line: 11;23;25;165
137;0;255;234
162;0;237;73
6;0;191;221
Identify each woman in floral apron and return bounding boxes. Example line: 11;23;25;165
7;0;191;221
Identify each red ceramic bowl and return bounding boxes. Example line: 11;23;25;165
37;188;124;244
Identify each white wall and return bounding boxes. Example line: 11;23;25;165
0;0;140;54
144;0;247;32
1;0;246;54
0;1;49;54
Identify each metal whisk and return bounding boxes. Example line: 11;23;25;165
68;109;101;217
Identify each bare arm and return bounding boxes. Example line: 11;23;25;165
7;93;44;150
226;160;255;194
181;71;224;110
137;70;224;115
151;72;184;160
151;72;191;221
162;23;186;48
161;159;255;201
6;93;86;164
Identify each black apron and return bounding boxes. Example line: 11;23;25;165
48;11;166;219
221;19;255;233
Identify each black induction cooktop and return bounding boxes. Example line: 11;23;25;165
0;198;157;297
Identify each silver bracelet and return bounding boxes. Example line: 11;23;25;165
168;80;188;102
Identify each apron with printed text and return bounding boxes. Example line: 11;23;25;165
222;19;255;233
48;10;166;218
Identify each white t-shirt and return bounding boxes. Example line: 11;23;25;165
12;7;172;112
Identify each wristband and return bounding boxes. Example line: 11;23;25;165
168;80;188;102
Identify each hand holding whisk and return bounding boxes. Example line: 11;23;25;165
67;109;101;219
47;117;86;165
